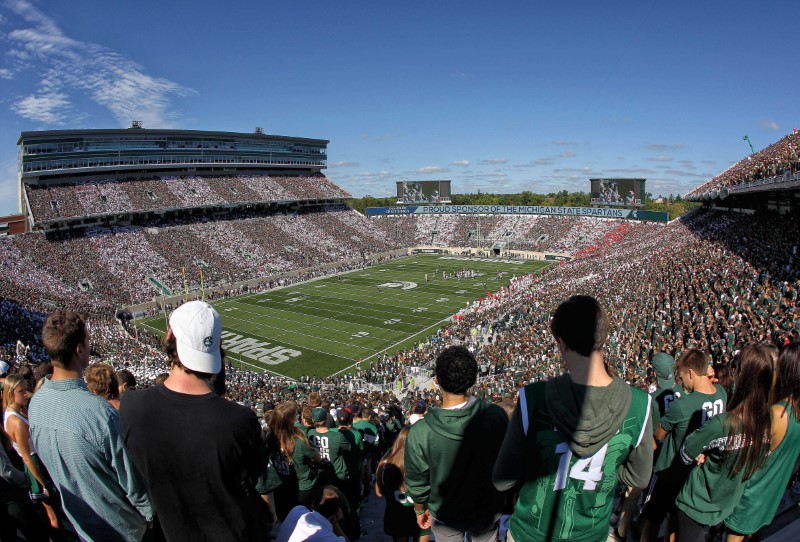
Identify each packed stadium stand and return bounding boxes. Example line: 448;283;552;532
2;128;798;389
687;131;800;202
370;213;634;254
2;127;799;541
24;174;351;222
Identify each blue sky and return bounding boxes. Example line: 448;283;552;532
0;0;798;215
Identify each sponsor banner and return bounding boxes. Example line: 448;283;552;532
545;254;572;262
366;205;667;222
413;249;443;254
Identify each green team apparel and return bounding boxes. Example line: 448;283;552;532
509;382;652;542
353;419;379;458
676;413;752;526
655;384;726;474
725;403;800;534
269;436;317;491
335;427;363;481
309;428;351;480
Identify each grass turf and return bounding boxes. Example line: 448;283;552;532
139;254;550;379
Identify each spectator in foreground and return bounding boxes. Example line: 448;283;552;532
276;485;349;542
120;300;269;542
0;423;48;542
640;348;727;542
493;295;653;542
405;345;508;542
29;310;153;542
116;369;136;395
375;426;430;542
264;401;320;521
724;342;800;540
85;362;121;409
675;345;774;542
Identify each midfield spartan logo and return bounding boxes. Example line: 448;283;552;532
220;331;302;365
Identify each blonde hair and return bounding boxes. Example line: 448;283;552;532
2;374;29;414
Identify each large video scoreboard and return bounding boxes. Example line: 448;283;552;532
590;178;645;207
396;180;451;204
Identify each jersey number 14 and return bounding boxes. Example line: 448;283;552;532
554;442;608;491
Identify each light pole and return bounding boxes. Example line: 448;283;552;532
742;135;755;155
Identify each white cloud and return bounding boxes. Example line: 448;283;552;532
416;166;449;174
328;161;360;168
759;119;779;131
12;91;69;123
479;158;508;165
4;0;193;127
343;171;393;181
560;150;576;158
648;156;673;162
646;143;686;151
0;68;13;79
449;160;470;167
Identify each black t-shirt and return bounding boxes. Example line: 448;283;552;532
120;384;268;542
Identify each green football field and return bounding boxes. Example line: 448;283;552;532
139;255;550;379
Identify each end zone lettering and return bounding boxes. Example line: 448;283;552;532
220;331;301;365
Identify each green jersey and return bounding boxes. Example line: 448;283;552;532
353;420;379;457
509;382;652;542
650;385;676;432
654;384;726;474
725;403;800;534
676;412;757;526
308;428;351;480
269;436;317;491
335;427;362;481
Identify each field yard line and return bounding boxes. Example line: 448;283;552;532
229;302;402;338
241;296;422;327
258;295;447;327
307;287;460;317
328;316;450;378
221;311;375;357
302;282;441;310
211;264;370;307
314;283;469;309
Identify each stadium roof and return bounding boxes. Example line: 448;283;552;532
17;128;328;145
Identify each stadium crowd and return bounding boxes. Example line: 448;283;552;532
2;159;800;540
25;175;352;222
687;131;800;197
371;213;635;254
2;294;798;542
0;206;398;314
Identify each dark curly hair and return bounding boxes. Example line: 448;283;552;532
435;345;477;395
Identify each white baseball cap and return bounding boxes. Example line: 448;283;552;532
0;361;10;375
169;301;222;374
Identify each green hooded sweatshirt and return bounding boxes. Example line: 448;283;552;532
404;397;509;532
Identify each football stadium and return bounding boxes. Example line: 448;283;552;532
1;124;798;541
0;4;798;540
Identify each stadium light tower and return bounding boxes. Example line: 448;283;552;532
742;135;755;155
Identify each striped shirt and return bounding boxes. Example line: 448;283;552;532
29;376;153;542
